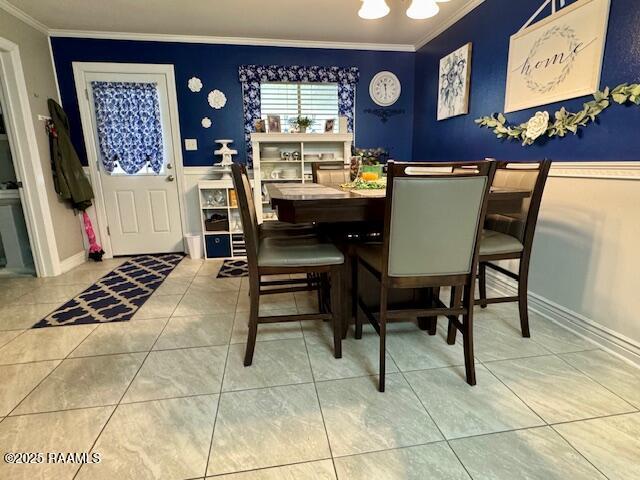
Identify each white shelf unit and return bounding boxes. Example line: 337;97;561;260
198;178;261;260
251;133;353;221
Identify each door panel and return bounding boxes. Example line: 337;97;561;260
85;71;183;255
148;190;171;233
115;190;139;234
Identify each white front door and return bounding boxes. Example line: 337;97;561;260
84;70;184;255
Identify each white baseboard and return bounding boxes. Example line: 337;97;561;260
59;250;86;274
486;270;640;368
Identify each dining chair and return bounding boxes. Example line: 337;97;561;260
474;160;552;337
311;161;351;187
354;160;496;391
231;163;345;365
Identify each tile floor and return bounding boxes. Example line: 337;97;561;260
0;257;639;479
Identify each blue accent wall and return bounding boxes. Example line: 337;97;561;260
50;38;415;167
412;0;640;161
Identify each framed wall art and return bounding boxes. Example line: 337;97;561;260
437;43;473;121
504;0;611;113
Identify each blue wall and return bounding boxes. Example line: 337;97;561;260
50;38;415;166
412;0;640;161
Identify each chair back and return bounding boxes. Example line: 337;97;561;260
231;163;260;270
484;160;551;249
382;161;495;279
312;162;350;187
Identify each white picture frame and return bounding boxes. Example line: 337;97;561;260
504;0;611;113
437;43;473;121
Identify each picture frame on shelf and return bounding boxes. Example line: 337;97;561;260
254;119;266;133
324;119;335;133
267;115;281;133
338;116;348;133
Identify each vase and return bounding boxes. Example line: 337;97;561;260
298;126;307;133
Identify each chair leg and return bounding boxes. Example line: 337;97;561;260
353;260;363;340
330;266;342;359
478;262;487;309
244;280;260;367
379;286;388;392
518;259;531;338
447;286;462;345
462;284;476;386
427;287;439;335
315;273;325;314
418;288;438;335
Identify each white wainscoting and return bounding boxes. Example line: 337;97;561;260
487;161;640;367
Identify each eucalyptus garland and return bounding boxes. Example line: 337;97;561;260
475;83;640;146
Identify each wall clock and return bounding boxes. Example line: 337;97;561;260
369;71;401;107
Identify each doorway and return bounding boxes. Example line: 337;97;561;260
73;63;187;257
0;74;35;277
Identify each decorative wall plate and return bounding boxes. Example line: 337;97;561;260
188;77;203;92
208;89;227;109
201;117;212;128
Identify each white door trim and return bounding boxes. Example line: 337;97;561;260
72;62;188;258
0;36;59;276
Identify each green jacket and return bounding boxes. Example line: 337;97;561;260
47;99;94;211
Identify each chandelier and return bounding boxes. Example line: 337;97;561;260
358;0;450;20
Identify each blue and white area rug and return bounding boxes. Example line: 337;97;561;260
217;259;248;278
33;254;184;328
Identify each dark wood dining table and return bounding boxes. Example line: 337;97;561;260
266;182;531;224
264;182;532;333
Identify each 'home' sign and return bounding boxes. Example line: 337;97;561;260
504;0;611;113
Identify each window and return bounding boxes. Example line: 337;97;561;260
260;82;339;133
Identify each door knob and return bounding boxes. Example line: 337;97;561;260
167;175;175;182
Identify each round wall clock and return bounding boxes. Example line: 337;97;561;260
369;71;401;107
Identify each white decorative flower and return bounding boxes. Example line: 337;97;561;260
187;77;203;93
525;111;550;141
208;89;227;109
201;117;212;128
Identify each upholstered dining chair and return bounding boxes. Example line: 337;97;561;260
474;160;552;337
354;160;497;391
311;161;351;187
231;163;345;365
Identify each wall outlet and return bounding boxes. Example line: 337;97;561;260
184;139;198;151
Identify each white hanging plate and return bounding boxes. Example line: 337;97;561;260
188;77;203;92
208;89;227;109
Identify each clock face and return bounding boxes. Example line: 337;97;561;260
369;71;401;107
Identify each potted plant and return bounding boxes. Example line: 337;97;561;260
290;115;313;133
353;147;389;180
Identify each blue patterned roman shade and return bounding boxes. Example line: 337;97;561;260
238;65;360;164
91;81;164;174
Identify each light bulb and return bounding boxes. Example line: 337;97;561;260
406;0;440;19
358;0;390;20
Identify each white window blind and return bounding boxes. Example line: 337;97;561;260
260;82;339;133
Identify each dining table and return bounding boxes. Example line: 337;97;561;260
264;182;532;334
265;182;531;224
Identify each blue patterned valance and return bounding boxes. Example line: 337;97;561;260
239;65;360;164
91;81;164;175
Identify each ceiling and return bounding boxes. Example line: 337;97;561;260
6;0;483;49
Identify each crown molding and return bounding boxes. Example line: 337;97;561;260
48;29;416;52
2;1;487;52
415;0;485;50
0;0;48;34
